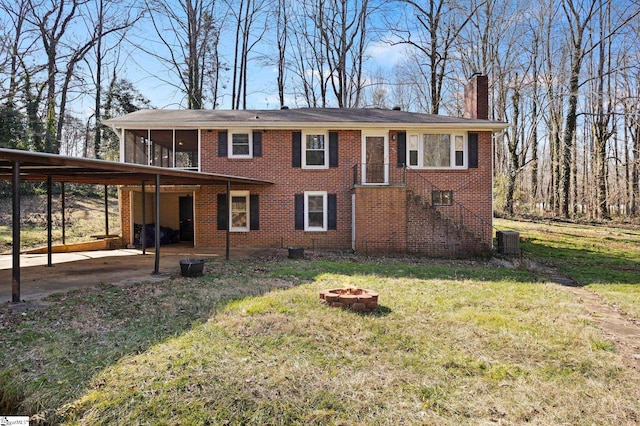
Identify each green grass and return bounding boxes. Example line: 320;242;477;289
1;256;639;424
495;218;640;320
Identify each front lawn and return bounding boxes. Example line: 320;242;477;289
1;256;638;424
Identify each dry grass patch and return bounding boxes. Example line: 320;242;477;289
56;265;640;425
0;194;120;253
495;218;640;321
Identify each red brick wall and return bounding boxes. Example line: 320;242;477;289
406;194;489;256
197;129;361;249
404;131;494;247
119;188;131;244
353;186;406;253
464;75;489;120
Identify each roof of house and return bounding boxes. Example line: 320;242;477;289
103;108;508;131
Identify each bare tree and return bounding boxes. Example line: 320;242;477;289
89;0;142;158
228;0;268;110
390;0;482;114
557;0;599;217
0;0;39;107
26;0;85;153
317;0;371;108
589;0;614;219
25;0;138;154
274;0;288;108
146;0;223;110
288;2;329;107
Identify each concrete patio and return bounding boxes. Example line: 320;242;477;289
0;245;285;303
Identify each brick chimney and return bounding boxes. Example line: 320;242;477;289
464;73;489;120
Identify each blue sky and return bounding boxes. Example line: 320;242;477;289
115;9;408;111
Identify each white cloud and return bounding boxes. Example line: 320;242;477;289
366;37;407;70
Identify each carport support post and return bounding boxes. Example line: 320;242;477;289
141;181;146;255
153;174;160;274
104;185;109;236
226;180;230;261
12;161;20;303
47;175;53;267
61;182;66;245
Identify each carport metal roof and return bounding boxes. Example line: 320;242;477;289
0;148;273;186
0;148;273;304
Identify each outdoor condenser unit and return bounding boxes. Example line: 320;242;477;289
496;230;520;255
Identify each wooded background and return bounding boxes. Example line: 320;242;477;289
1;0;639;221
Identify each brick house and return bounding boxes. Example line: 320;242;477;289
105;75;507;256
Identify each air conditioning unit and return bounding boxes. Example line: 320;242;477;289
496;230;520;255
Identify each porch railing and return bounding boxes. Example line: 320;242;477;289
351;163;406;186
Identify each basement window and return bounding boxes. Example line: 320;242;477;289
432;190;453;206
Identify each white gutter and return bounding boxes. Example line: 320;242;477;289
104;120;509;133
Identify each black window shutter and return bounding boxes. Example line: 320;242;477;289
292;132;302;167
217;193;227;230
253;131;262;157
329;131;338;167
294;194;304;229
468;133;478;168
250;194;259;230
328;194;337;230
218;131;228;157
396;131;406;167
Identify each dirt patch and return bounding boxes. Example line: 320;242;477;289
559;285;640;371
517;258;640;371
603;265;640;273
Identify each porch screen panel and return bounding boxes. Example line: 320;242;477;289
149;130;173;167
175;130;199;170
124;129;149;165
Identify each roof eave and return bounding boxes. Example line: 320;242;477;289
104;119;509;132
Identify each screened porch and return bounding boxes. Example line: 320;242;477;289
123;129;199;171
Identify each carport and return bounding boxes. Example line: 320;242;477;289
0;148;272;303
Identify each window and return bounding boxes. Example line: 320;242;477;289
408;134;419;166
217;192;259;231
407;133;466;169
305;192;327;231
229;131;252;158
230;191;249;231
303;132;328;168
454;135;464;167
432;190;453;206
423;134;450;167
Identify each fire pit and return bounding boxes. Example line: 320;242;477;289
319;288;378;313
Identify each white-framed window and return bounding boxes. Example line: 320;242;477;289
230;190;250;232
408;134;419;167
408;133;466;169
302;131;328;169
304;191;327;231
229;130;253;158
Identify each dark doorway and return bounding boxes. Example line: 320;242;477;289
179;196;194;242
365;135;386;184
